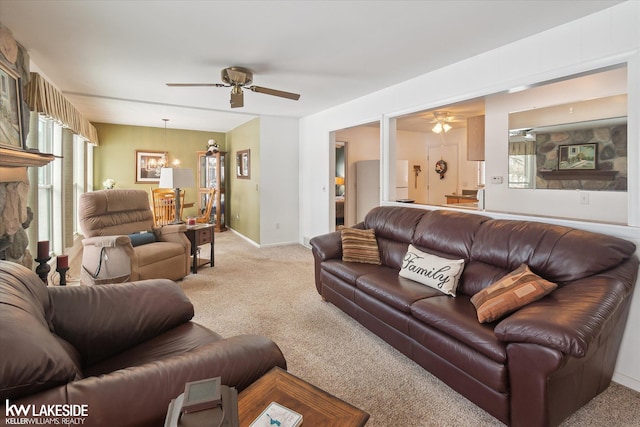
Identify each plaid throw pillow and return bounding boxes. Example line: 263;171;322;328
471;264;557;323
341;228;381;265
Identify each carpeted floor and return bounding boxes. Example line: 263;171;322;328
179;231;640;427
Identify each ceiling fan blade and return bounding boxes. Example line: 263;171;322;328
249;86;300;101
230;86;244;108
166;83;227;87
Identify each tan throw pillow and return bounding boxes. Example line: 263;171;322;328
471;264;557;323
341;228;381;265
399;244;465;297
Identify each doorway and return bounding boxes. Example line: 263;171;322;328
335;141;346;229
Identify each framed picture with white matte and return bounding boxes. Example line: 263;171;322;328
135;150;168;183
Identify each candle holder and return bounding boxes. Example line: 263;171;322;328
35;257;51;285
56;267;70;286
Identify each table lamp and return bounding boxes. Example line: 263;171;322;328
159;167;195;224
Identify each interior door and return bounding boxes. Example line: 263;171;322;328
427;145;458;205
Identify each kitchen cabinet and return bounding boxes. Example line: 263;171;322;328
197;151;227;232
445;195;478;204
467;115;485;161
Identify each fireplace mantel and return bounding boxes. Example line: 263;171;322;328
0;147;56;168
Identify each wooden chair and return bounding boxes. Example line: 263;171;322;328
196;188;216;224
151;188;185;226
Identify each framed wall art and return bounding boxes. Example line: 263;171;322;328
236;149;250;179
135;150;168;183
558;143;597;170
0;62;24;149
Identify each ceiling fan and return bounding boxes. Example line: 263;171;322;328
428;111;466;124
166;67;301;108
428;111;466;133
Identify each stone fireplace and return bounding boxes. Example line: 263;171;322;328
0;25;54;266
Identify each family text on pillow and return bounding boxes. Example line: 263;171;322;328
399;244;464;297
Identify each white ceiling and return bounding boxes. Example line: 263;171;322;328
0;0;623;133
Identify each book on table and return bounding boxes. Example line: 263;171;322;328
249;402;303;427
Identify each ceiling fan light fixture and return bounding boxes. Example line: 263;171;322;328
230;86;244;108
432;122;452;134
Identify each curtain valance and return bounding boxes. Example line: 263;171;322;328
25;72;99;145
508;140;536;156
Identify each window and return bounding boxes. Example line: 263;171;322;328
37;118;54;245
73;134;85;234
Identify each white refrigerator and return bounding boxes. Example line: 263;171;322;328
356;160;409;222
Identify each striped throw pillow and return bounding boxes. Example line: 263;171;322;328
341;228;381;265
471;264;557;323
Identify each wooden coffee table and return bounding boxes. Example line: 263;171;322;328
238;367;369;426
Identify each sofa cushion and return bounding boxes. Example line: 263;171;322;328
84;322;222;377
79;189;156;238
321;259;382;286
470;219;636;283
410;295;507;364
134;241;187;267
412;210;490;259
399;245;464;297
363;206;426;244
356;268;442;313
471;264;557;323
341;228;381;265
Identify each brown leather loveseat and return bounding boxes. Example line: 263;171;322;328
0;260;286;427
310;206;638;427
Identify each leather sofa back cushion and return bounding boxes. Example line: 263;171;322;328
49;280;195;366
412;210;490;259
0;262;81;400
364;206;426;244
79;189;155;238
471;219;636;283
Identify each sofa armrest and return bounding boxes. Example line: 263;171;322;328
9;334;286;427
310;231;342;262
155;223;187;236
82;235;131;247
48;279;194;366
494;260;637;357
81;236;135;283
155;223;190;249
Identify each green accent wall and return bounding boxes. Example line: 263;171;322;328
227;118;260;243
93;123;226;218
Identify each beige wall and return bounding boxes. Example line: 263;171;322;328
93;123;225;217
226;118;260;243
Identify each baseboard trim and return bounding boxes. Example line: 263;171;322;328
613;371;640;392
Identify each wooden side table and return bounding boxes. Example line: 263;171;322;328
238;367;369;426
184;224;215;274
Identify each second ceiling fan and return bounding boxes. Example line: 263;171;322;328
166;67;301;108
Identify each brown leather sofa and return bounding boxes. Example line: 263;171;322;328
310;206;638;427
79;189;191;283
0;260;286;427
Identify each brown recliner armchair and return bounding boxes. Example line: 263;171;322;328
79;189;191;283
0;260;287;427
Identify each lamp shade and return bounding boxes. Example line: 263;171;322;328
159;168;195;189
335;176;345;186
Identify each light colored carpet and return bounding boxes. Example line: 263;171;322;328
180;231;640;427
